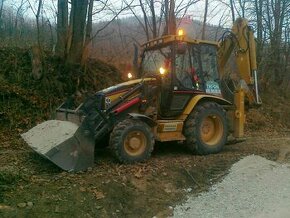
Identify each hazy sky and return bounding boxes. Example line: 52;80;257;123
3;0;232;27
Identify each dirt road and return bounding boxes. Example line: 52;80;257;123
0;130;290;218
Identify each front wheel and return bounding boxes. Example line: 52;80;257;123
184;102;228;155
109;119;154;163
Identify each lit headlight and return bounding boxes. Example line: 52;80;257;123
127;72;133;79
178;29;185;36
159;67;166;75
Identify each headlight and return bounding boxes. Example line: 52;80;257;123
127;72;133;79
159;67;166;75
178;29;185;36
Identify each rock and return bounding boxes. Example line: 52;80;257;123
164;188;172;193
186;188;192;193
79;187;86;192
0;204;12;210
87;167;93;172
93;190;105;200
55;206;60;213
134;171;142;179
96;206;103;210
122;176;127;182
17;203;27;208
27;202;33;207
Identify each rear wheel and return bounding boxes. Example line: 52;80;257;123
110;119;154;163
184;102;228;155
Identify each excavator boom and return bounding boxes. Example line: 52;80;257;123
218;18;261;106
217;18;262;138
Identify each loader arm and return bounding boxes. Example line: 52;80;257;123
217;18;262;138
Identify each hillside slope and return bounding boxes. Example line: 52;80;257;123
0;47;121;130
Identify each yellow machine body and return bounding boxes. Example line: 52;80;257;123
22;18;261;171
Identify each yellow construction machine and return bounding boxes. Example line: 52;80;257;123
22;18;261;171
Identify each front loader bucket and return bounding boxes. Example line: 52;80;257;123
21;120;95;172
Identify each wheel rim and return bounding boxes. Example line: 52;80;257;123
124;130;147;156
200;115;223;146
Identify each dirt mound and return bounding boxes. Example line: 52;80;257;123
0;47;121;130
245;88;290;137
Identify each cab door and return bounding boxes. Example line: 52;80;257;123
164;43;201;117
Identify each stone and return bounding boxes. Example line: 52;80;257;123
17;203;26;208
27;202;33;207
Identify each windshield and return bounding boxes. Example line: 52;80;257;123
175;45;195;89
141;46;171;76
199;45;219;81
174;43;219;91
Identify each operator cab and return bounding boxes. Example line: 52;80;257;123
140;38;222;117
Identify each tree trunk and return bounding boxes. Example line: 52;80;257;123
67;0;88;65
56;0;68;57
149;0;157;38
81;0;93;65
163;0;169;35
139;0;150;40
255;0;263;64
35;0;43;49
229;0;235;23
201;0;208;40
168;0;176;35
0;0;4;35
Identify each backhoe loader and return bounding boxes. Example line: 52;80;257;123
21;18;261;171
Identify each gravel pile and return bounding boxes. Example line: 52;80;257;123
21;120;78;154
173;155;290;218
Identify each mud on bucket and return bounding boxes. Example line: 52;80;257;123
21;120;95;172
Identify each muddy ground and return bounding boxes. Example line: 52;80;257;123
1;124;290;218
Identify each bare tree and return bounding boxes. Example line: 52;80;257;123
254;0;264;63
67;0;88;64
56;0;68;57
201;0;209;40
125;0;199;40
229;0;235;23
28;0;43;48
0;0;5;34
81;0;94;65
168;0;176;34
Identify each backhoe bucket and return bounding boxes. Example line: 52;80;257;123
21;120;95;172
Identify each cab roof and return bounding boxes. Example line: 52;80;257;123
142;35;219;51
